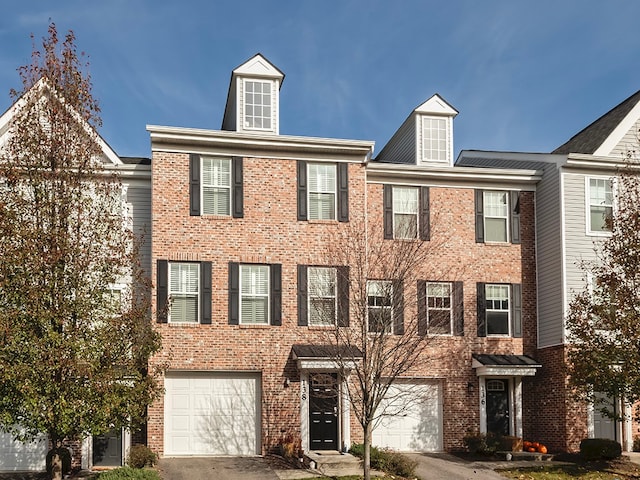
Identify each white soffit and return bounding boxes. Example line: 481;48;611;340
414;94;458;117
594;98;640;157
233;54;284;81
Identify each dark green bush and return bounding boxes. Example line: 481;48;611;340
463;431;500;455
127;444;158;468
98;466;161;479
579;438;622;460
634;435;640;452
349;443;417;478
46;447;72;477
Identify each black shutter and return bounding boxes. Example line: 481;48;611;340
297;161;307;221
156;260;168;323
383;185;393;239
392;280;404;335
228;262;239;325
417;280;427;335
510;191;521;244
270;264;282;326
232;157;244;218
453;281;464;336
337;163;349;222
200;262;212;324
475;190;484;243
477;282;486;337
297;265;308;326
419;186;430;241
511;283;522;337
337;266;350;327
189;154;201;216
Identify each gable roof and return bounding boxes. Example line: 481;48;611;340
553;89;640;155
0;77;122;166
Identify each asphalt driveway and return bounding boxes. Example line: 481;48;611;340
157;456;279;480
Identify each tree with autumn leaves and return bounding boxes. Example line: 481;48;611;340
567;160;640;452
0;24;162;479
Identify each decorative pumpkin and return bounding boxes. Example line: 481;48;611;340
527;447;536;452
538;445;547;454
532;442;540;448
523;441;531;448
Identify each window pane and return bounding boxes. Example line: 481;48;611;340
422;117;448;162
367;281;392;333
485;284;509;335
427;282;452;335
309;267;336;326
309;193;336;220
589;178;613;232
485;218;507;242
483;191;509;242
202;158;231;215
241;297;268;324
393;187;418;239
170;295;198;323
169;263;199;323
240;265;269;325
244;80;272;130
308;164;336;220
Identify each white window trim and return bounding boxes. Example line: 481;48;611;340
242;78;273;132
201;156;232;216
419;115;450;164
307;163;337;221
239;264;270;325
483;191;510;243
426;281;453;336
392;186;419;239
367;280;393;334
308;267;337;326
168;262;200;324
585;176;614;237
486;283;510;337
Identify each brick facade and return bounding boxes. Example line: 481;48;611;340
147;144;540;455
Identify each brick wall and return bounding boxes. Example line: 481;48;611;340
148;150;538;455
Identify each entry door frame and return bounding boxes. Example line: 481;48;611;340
300;371;351;453
82;429;130;470
478;376;523;438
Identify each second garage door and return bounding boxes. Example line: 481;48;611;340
372;380;442;452
164;372;261;456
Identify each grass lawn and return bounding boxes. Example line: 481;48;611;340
499;458;640;480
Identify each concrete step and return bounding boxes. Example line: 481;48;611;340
498;451;554;461
305;451;368;477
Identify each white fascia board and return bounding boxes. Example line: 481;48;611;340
473;366;539;377
593;99;640;157
147;125;375;161
366;163;541;190
565;153;640;171
415;94;458;117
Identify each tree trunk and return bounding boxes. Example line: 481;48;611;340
50;450;62;480
363;422;372;480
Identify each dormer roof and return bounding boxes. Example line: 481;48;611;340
222;53;284;134
414;94;459;117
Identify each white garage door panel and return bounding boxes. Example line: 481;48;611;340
0;432;47;471
372;381;442;452
165;373;260;456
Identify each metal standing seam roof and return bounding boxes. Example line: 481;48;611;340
291;344;363;359
472;353;541;367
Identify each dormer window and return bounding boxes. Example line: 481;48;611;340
244;79;272;130
422;116;448;162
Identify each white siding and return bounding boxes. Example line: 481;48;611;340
536;163;564;347
375;116;417;164
125;183;152;275
562;173;606;309
610;118;640;158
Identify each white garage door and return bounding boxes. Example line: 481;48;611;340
164;372;261;456
372;380;442;452
0;432;47;471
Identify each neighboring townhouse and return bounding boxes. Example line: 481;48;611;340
458;89;640;452
0;84;152;472
146;54;543;458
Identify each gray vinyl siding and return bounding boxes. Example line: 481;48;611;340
609;118;640;158
375;116;416;164
562;173;606;308
535;163;565;347
126;183;152;276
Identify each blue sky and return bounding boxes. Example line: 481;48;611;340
1;1;640;159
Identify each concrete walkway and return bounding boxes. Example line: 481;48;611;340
157;457;279;480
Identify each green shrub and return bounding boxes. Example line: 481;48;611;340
463;431;500;455
349;443;417;478
127;444;158;468
98;466;161;480
579;438;622;460
634;436;640;452
46;447;72;476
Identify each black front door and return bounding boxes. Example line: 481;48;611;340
486;379;510;436
93;429;122;467
309;373;339;450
